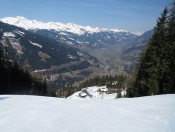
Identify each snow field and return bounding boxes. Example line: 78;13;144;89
0;94;175;132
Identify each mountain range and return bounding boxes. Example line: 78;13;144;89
1;16;137;48
0;21;100;88
0;16;153;88
1;16;131;34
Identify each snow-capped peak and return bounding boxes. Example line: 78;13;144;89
111;28;126;32
1;16;127;35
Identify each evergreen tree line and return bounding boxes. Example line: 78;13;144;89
78;75;127;89
0;48;47;95
127;4;175;97
56;75;132;98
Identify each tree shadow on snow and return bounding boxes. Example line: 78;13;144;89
0;97;10;101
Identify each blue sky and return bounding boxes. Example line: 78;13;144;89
0;0;173;34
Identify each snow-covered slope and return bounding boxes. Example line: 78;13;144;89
1;16;126;35
0;94;175;132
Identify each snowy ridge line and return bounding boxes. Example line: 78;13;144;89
1;16;127;35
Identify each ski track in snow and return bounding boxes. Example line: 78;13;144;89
0;94;175;132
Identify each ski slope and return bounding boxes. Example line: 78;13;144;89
0;94;175;132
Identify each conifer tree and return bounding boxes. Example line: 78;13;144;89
127;4;175;97
165;1;175;93
0;47;48;95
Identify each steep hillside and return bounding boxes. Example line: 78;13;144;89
1;17;138;74
122;29;154;73
0;22;99;88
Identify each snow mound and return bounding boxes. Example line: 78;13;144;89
68;86;122;100
3;32;16;37
0;94;175;132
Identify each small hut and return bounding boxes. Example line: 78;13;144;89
79;92;87;98
98;87;108;93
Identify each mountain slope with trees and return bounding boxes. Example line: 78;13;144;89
122;29;154;73
0;22;100;89
1;17;138;75
56;75;132;98
127;3;175;97
0;48;47;95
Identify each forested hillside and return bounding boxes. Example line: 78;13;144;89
56;75;132;97
127;4;175;97
0;49;47;95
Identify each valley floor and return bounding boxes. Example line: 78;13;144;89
0;94;175;132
